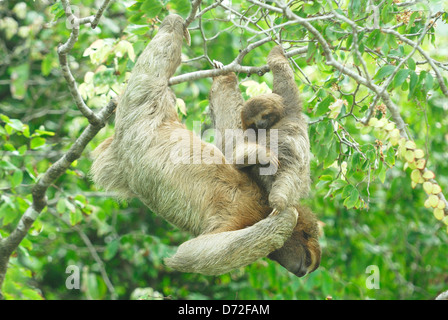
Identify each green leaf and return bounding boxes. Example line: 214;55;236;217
56;199;66;214
325;25;341;42
141;0;163;18
34;129;55;137
170;0;191;16
303;1;321;15
74;194;87;206
393;69;411;88
69;209;83;226
3;118;24;132
350;151;362;170
104;239;120;260
407;58;416;70
381;4;393;24
401;80;409;91
316;179;331;190
22;125;30;138
314;120;336;164
0;114;10;123
342;184;355;198
343;186;359;209
127;2;142;11
30;137;46;149
93;68;116;85
50;1;65;21
0;204;18;226
85;273;100;299
3;143;15;151
321;119;334;140
314;95;335;117
11;170;23;188
349;0;361;18
329;179;348;191
373;65;396;81
41;54;55;77
18;145;27;155
425;72;433;92
5;125;13;135
20;238;33;251
377;161;387;183
306;41;317;63
408;71;418;97
125;24;150;36
385;147;396;166
406;11;420;32
386;33;398;50
418;70;427;85
129;12;145;24
346;34;353;49
0;160;19;171
381;41;390;56
22;289;43;300
323;140;338;168
320;174;334;181
366;29;381;48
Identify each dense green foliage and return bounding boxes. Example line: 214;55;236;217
0;0;447;300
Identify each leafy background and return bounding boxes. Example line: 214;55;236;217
0;0;447;299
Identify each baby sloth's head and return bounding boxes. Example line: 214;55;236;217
241;93;285;131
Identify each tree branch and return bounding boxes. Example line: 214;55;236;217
0;0;116;295
170;46;308;85
91;0;113;29
0;99;116;283
185;0;203;27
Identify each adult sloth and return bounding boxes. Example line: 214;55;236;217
91;15;311;276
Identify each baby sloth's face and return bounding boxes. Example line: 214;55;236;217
241;93;285;131
243;108;280;130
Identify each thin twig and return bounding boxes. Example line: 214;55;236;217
381;27;448;97
58;0;101;125
91;0;113;29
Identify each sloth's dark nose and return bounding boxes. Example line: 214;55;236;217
294;265;308;278
255;120;268;129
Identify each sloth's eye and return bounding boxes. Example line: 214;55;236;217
262;113;271;120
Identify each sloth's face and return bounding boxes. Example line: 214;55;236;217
243;109;281;130
241;94;285;131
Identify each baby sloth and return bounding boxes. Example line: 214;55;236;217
209;46;319;276
240;46;311;213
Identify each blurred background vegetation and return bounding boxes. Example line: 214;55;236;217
0;0;447;300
